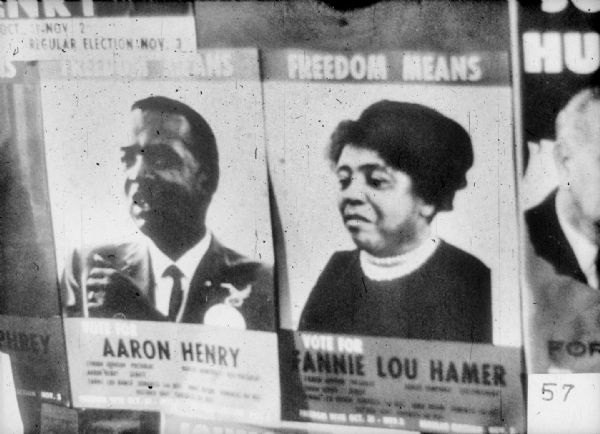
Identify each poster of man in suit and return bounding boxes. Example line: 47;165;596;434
516;0;600;373
36;52;281;419
39;52;275;332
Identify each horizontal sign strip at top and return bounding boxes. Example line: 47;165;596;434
261;49;510;85
35;49;259;81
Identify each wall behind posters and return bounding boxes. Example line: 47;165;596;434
193;1;508;51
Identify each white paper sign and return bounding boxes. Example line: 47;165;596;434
528;373;600;434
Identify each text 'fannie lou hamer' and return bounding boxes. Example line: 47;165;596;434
295;334;506;387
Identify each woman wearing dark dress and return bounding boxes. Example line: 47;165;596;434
299;100;492;343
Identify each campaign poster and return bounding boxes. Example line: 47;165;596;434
0;0;196;61
263;47;523;432
0;61;68;433
39;50;279;422
514;0;600;373
0;62;59;316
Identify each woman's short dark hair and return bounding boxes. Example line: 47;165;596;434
131;96;219;197
328;100;473;212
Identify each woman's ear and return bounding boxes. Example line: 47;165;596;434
419;202;436;219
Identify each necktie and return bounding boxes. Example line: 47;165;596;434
164;265;184;321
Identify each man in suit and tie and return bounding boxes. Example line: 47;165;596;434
526;88;600;289
525;88;600;372
61;96;274;331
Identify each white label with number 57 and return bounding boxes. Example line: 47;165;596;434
528;374;600;434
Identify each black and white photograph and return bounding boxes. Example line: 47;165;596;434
266;47;524;432
40;52;275;331
297;99;493;343
517;0;600;373
34;52;282;420
4;0;600;432
265;49;520;347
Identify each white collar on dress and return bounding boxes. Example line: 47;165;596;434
359;237;441;282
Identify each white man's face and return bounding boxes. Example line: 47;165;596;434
559;102;600;239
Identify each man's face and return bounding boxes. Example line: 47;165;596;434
335;145;433;257
122;109;209;240
560;105;600;241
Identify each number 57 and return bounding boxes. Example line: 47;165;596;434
542;383;574;401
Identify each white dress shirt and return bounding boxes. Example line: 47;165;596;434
146;232;212;321
556;200;599;289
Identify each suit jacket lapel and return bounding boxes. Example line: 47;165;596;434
180;237;227;322
529;191;587;284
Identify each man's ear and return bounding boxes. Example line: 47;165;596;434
194;172;214;208
194;170;210;192
553;139;572;185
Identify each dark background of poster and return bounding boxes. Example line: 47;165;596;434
518;0;600;169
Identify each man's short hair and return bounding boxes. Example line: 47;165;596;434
327;100;473;212
131;96;219;197
556;87;600;154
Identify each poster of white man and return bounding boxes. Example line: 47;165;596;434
37;50;279;423
516;0;600;373
263;48;523;432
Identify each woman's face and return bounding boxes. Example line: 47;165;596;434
335;144;434;257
